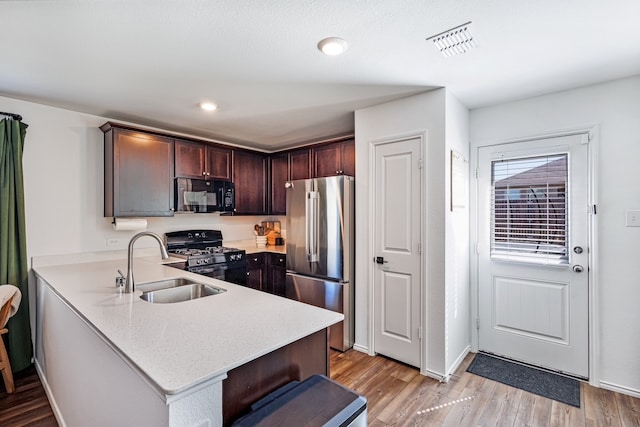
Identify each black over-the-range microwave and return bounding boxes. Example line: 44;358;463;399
174;177;235;213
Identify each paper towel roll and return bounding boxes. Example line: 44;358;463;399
112;218;148;231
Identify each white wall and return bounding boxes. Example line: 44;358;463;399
354;89;470;378
444;92;471;373
0;95;280;261
470;75;640;395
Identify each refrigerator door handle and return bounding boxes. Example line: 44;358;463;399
306;191;319;262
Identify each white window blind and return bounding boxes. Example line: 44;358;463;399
490;154;569;264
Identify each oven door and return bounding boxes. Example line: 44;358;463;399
223;263;247;286
189;263;247;286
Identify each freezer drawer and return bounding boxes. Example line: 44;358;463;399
286;273;354;351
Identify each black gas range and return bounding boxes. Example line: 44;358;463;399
165;230;247;286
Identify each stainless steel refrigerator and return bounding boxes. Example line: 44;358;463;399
285;175;355;351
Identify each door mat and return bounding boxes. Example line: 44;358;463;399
466;353;581;407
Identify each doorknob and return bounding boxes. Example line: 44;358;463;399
573;246;583;254
375;257;388;265
572;265;584;273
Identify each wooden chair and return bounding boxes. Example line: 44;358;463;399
0;295;15;393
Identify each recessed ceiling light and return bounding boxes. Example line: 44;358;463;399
426;21;476;57
200;102;217;111
317;37;348;56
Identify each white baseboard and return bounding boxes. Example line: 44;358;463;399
446;345;471;380
420;346;471;383
35;360;66;427
599;380;640;399
422;369;447;382
352;343;370;354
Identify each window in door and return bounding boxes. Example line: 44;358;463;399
490;154;568;265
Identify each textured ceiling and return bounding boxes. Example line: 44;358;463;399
2;0;640;150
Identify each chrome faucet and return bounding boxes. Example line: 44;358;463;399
122;231;169;293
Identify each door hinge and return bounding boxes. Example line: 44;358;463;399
418;326;422;339
418;242;422;255
418;158;423;169
475;168;479;179
476;318;480;330
475;242;479;255
591;204;597;215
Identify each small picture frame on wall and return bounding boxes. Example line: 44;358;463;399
451;150;468;211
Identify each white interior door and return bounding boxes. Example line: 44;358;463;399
478;133;590;378
373;136;422;368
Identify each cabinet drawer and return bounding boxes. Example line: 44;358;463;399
247;253;265;268
270;253;286;268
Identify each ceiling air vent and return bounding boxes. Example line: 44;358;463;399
426;21;476;57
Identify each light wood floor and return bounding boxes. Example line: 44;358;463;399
1;353;638;426
330;350;640;426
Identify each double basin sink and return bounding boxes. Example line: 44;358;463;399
137;277;226;304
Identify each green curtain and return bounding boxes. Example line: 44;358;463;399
0;118;33;372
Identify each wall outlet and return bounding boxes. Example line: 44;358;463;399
106;238;121;246
626;210;640;227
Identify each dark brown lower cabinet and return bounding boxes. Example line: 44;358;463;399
246;252;286;296
222;329;329;426
246;253;266;291
266;253;286;297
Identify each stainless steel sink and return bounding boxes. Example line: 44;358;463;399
138;277;226;304
137;277;203;293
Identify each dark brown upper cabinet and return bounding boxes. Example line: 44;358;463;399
312;139;355;178
233;150;268;215
101;122;354;219
269;152;289;215
289;148;312;180
101;124;174;217
269;148;312;215
175;139;232;181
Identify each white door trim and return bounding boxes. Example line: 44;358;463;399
367;131;427;374
470;125;599;385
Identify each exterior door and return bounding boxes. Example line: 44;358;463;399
478;133;590;378
373;136;422;368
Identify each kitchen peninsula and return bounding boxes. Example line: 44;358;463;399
33;251;342;427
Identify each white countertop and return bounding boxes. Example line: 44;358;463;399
229;239;286;254
33;254;341;396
